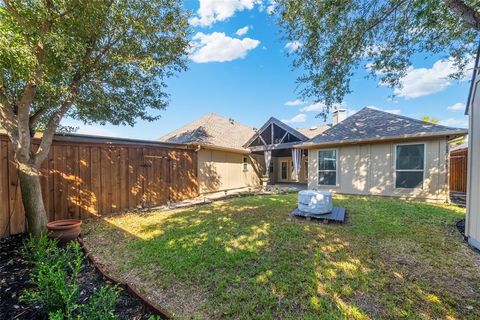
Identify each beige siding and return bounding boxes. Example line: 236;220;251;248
197;149;263;194
467;73;480;250
308;139;449;201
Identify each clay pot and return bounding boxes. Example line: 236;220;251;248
46;219;82;243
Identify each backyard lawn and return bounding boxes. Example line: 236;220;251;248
83;194;480;319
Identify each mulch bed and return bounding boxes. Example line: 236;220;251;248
0;234;157;320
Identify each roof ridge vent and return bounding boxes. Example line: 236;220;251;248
310;126;318;130
228;118;235;125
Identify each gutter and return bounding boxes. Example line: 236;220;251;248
193;143;251;154
293;130;468;149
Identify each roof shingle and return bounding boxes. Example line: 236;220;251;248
301;107;466;146
158;113;255;151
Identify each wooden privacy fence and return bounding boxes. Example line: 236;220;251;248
0;134;198;238
449;148;468;193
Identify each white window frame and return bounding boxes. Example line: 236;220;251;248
280;160;288;181
243;156;248;172
394;143;426;189
317;149;338;186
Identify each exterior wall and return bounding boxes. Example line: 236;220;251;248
466;72;480;250
197;148;263;194
307;138;449;201
273;156;308;184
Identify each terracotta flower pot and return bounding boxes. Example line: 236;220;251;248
46;219;82;243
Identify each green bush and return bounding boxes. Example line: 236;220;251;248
20;235;120;320
80;285;120;320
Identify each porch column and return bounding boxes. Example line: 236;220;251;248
292;148;303;182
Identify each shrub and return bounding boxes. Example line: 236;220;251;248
20;235;120;319
80;285;120;320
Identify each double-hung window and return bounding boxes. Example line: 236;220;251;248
243;157;248;171
395;144;425;188
318;150;337;186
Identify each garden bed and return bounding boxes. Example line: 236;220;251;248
0;234;157;320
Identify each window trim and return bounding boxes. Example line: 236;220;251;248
304;158;309;181
317;149;338;186
243;156;248;172
394;143;426;189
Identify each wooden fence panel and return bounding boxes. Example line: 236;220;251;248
0;134;198;238
449;149;468;193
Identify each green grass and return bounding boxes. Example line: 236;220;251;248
84;194;480;319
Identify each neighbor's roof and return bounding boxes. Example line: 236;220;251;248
158;113;255;152
299;107;467;147
297;125;331;139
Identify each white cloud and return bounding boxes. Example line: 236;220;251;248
447;102;466;111
365;106;401;115
439;117;468;128
285;41;302;53
300;101;344;112
282;113;307;124
189;0;259;27
235;25;249;36
391;57;474;99
190;32;260;63
284;99;305;106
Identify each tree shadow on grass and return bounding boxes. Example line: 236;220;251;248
84;194;480;319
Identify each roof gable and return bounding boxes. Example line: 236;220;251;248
243;117;309;149
303;107;466;146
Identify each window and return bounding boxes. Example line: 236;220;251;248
318;150;337;186
395;144;425;188
243;157;248;171
281;161;288;180
269;162;274;173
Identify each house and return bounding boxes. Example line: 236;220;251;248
159;108;466;202
465;45;480;251
158;113;264;194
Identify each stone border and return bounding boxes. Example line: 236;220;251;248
77;237;172;319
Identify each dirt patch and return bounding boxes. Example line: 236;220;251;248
0;234;158;320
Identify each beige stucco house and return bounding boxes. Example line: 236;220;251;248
159;108;466;203
465;46;480;251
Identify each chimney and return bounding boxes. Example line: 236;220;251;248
332;108;346;125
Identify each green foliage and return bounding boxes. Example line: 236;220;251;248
20;235;120;319
421;116;439;124
0;0;190;128
276;0;479;115
79;285;120;320
21;235;83;317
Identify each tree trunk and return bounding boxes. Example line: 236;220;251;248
17;164;47;237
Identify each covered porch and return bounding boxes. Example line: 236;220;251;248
243;117;310;186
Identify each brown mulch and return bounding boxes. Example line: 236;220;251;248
0;234;157;320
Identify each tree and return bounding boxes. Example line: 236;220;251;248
276;0;479;117
0;0;189;235
421;116;439;124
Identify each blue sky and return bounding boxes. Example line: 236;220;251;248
62;0;472;139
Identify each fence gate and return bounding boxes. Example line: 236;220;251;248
449;148;468;193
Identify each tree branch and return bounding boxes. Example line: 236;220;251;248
445;0;480;31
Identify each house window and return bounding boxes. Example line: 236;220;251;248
395;144;425;188
318;150;336;186
243;157;248;171
269;162;274;173
281;161;288;180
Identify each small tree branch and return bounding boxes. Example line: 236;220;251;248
445;0;480;31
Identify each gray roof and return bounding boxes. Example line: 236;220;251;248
301;107;467;146
158;113;255;152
